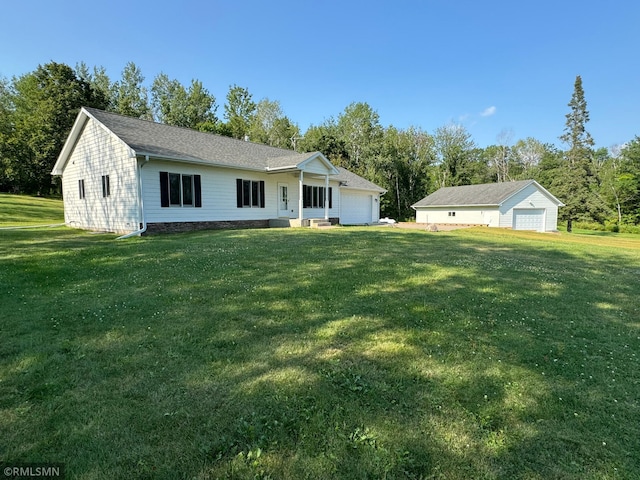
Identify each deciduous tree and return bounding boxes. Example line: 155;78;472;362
249;98;299;149
151;74;217;128
432;123;475;187
4;62;107;194
113;62;151;119
336;102;383;176
223;84;256;140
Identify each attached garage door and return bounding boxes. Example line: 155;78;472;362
513;208;545;231
341;192;373;224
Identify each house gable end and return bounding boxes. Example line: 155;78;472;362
52;108;135;176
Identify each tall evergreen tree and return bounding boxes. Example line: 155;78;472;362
560;76;594;165
554;75;606;231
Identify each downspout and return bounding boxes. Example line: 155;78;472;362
117;155;149;239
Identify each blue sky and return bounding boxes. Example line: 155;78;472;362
2;0;638;150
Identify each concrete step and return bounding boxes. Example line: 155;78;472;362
309;218;332;228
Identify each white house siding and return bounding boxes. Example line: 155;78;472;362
61;119;139;233
498;183;559;231
415;207;498;226
303;157;332;175
300;175;341;220
142;161;341;222
340;190;380;224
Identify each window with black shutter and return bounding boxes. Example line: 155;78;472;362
236;179;265;208
160;172;202;207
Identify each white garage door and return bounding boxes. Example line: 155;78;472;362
341;192;373;224
513;209;545;231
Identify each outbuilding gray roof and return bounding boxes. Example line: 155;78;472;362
83;107;316;170
412;180;545;207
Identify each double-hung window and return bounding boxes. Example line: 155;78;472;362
236;179;265;208
160;172;202;207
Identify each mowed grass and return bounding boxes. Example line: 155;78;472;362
0;194;64;226
1;224;639;479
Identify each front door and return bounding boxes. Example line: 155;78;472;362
278;183;290;217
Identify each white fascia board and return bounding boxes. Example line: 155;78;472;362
341;185;388;194
51;110;91;175
264;165;300;173
413;203;498;208
136;152;267;173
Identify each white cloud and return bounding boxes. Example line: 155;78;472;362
480;106;496;117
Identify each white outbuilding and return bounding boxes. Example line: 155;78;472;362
411;180;564;232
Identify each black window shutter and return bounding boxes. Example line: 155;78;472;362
236;179;243;208
259;181;265;208
194;175;202;207
303;185;310;208
329;187;333;209
160;172;169;207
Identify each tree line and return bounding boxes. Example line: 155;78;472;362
1;62;639;229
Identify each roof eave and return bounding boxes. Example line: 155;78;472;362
341;185;388;194
264;165;300;173
412;203;498;208
51;109;89;175
135;151;267;173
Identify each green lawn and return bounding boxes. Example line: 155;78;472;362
0;194;64;226
1;224;639;479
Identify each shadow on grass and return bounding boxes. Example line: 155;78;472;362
1;227;638;479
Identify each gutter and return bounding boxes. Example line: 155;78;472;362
117;155;149;239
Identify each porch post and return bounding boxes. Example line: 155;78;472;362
324;174;329;220
298;170;304;223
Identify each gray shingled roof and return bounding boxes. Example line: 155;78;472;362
412;180;538;207
334;167;387;192
84;107;318;170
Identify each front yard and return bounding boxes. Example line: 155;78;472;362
1;224;638;479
